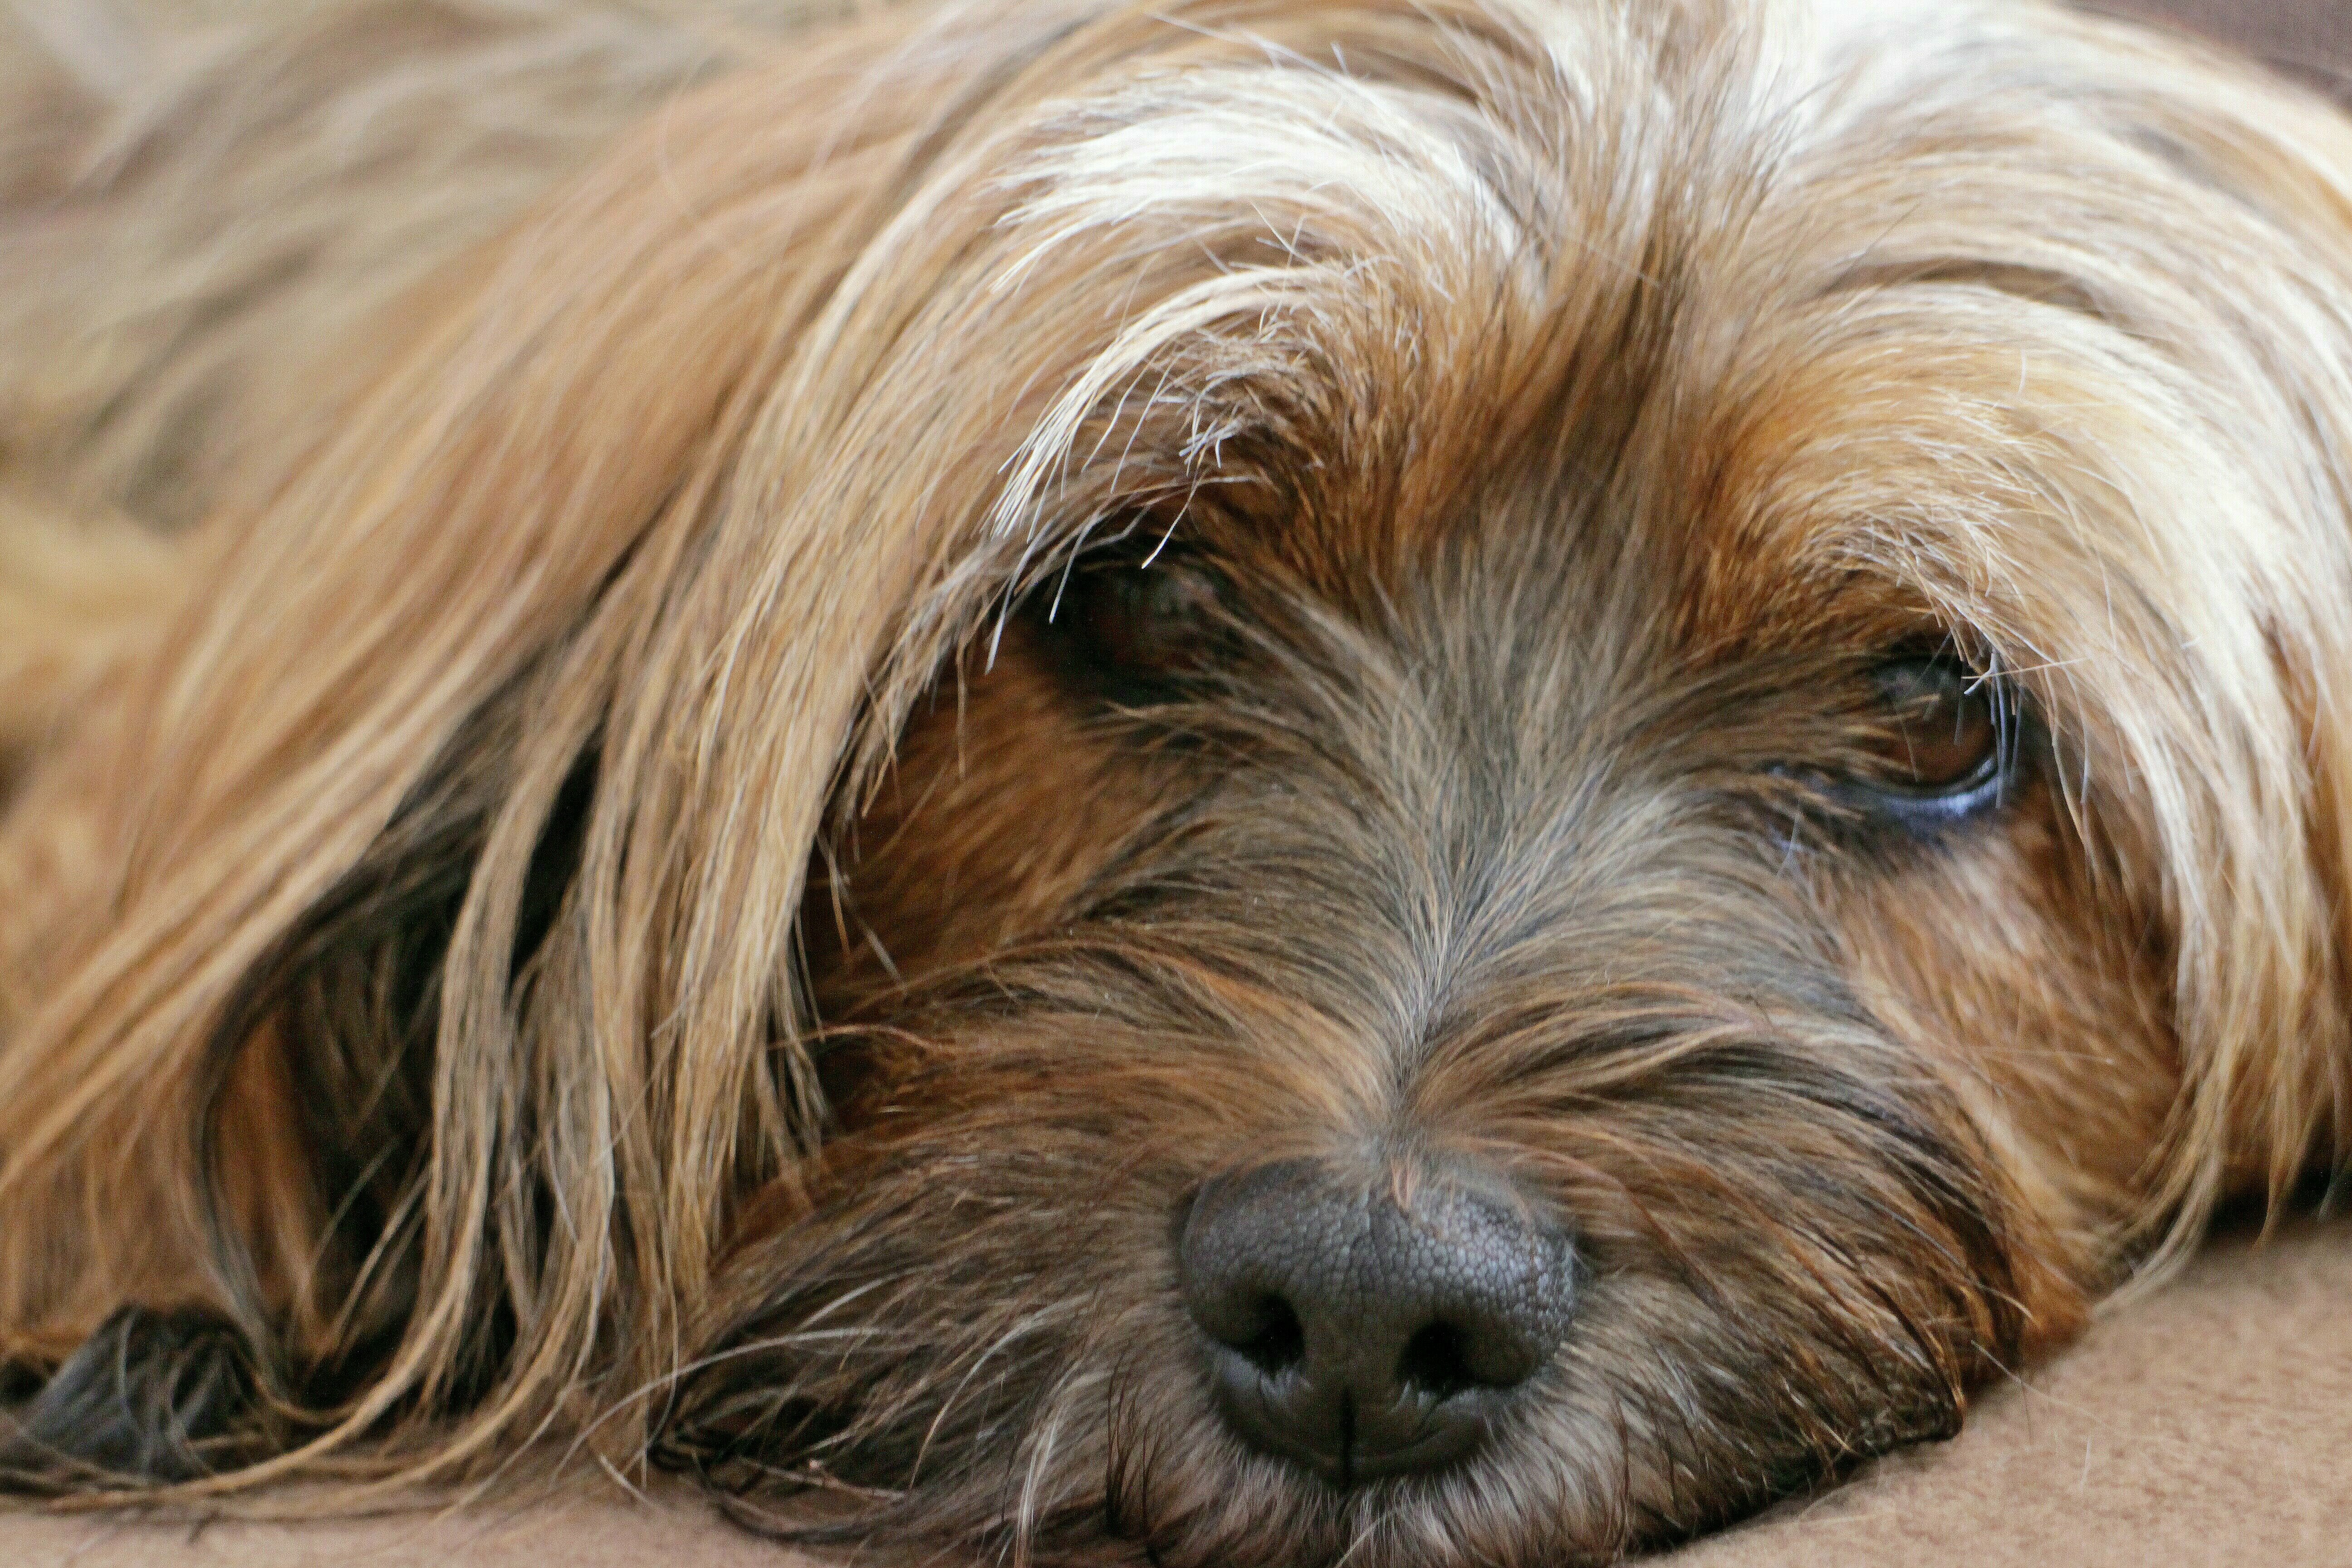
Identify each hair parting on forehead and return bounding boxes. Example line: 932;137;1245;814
0;0;2346;1497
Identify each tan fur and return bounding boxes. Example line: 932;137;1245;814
0;0;2346;1562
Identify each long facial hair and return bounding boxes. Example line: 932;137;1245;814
0;0;2348;1561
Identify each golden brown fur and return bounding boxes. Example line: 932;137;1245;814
0;0;2347;1561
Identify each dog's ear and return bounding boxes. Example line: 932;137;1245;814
2038;16;2352;1249
0;4;1057;1472
0;0;1398;1477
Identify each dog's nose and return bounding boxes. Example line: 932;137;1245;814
1177;1157;1575;1486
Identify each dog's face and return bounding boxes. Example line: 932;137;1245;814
643;5;2339;1560
3;0;2347;1563
718;412;2146;1556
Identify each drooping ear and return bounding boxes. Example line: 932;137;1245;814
2087;20;2352;1231
1696;3;2352;1269
1980;13;2352;1243
0;1;1020;1475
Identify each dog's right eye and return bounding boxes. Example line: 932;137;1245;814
1045;556;1231;694
1840;654;2014;830
1862;658;2000;791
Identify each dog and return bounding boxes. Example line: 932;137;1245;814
0;0;2347;1562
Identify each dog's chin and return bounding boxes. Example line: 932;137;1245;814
670;1224;1975;1568
671;1274;1969;1568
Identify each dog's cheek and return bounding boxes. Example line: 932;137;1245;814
803;623;1185;1019
1832;787;2179;1288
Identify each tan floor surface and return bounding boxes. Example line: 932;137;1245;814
0;1219;2343;1568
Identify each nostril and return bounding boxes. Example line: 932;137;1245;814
1231;1294;1306;1377
1396;1320;1476;1400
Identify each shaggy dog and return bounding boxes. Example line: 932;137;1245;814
0;0;2347;1562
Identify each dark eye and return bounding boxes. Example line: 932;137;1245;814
1865;658;1999;789
1048;554;1230;693
1848;656;2009;823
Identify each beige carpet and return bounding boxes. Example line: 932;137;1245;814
0;1217;2343;1568
1679;1218;2352;1568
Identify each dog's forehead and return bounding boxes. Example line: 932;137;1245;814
985;0;2090;666
1112;241;1950;676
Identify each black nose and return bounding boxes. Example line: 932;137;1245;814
1177;1157;1576;1486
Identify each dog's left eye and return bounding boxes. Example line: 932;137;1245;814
1048;556;1230;692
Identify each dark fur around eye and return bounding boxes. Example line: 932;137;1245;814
1031;541;1234;702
